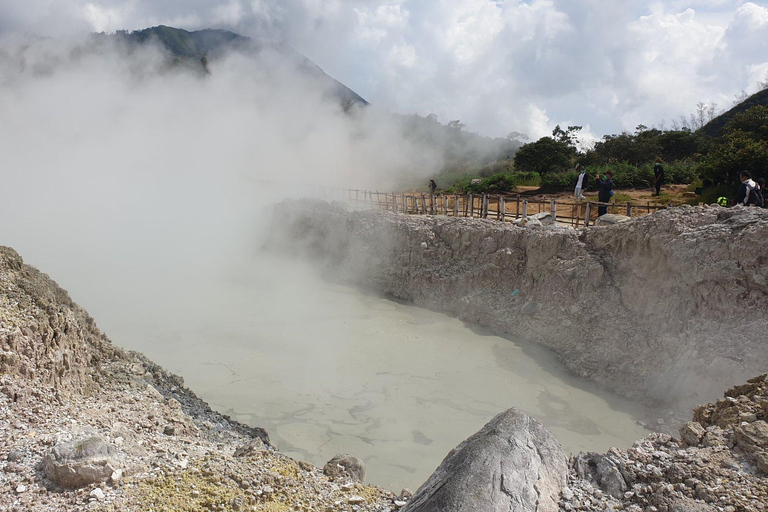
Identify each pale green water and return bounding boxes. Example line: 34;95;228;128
97;256;650;492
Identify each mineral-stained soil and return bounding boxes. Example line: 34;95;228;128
268;201;768;410
0;246;402;511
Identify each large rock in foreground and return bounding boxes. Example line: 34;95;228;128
403;407;567;512
42;436;122;488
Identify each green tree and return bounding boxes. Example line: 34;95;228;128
513;136;576;174
726;105;768;139
700;131;768;188
699;104;768;190
551;125;582;147
658;130;703;162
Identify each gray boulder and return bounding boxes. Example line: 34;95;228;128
573;452;628;498
593;213;630;225
514;212;553;227
42;436;121;488
323;454;366;482
403;407;567;512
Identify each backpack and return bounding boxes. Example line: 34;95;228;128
748;184;765;208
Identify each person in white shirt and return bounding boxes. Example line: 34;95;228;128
574;165;589;202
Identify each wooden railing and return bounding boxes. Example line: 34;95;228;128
323;189;667;228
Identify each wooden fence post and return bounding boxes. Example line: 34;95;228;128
481;194;488;218
522;200;528;220
453;195;459;217
550;199;557;223
468;194;474;217
393;193;398;214
516;195;521;219
500;196;506;222
584;203;591;227
626;202;632;217
421;194;428;214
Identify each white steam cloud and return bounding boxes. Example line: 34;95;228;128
0;35;441;321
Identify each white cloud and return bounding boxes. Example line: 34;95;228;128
212;0;245;25
1;0;767;138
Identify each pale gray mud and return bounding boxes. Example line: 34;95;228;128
269;201;768;412
95;256;650;491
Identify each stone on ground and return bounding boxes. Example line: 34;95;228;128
42;436;122;488
323;454;366;482
593;213;630;225
402;407;567;512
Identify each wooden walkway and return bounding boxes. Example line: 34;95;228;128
327;189;667;228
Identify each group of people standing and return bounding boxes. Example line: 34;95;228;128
574;159;667;217
574;165;618;216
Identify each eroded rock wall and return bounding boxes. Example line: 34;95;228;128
269;201;768;408
0;246;124;396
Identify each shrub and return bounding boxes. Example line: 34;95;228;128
540;171;579;191
688;183;732;205
664;162;700;184
443;171;540;194
639;162;700;185
539;162;695;192
477;160;515;177
515;172;541;187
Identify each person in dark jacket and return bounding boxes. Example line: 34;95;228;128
595;171;614;217
429;179;437;195
653;158;665;196
735;170;758;206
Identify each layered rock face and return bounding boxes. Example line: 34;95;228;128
269;201;768;408
0;246;123;396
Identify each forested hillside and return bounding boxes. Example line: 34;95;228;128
441;89;768;204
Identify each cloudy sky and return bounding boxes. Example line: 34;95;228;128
3;0;768;139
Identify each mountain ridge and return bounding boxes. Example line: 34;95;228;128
700;88;768;137
110;25;369;110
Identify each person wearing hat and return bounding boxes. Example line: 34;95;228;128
653;158;665;196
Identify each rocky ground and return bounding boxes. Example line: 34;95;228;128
0;246;406;511
4;200;768;512
562;375;768;512
269;201;768;411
